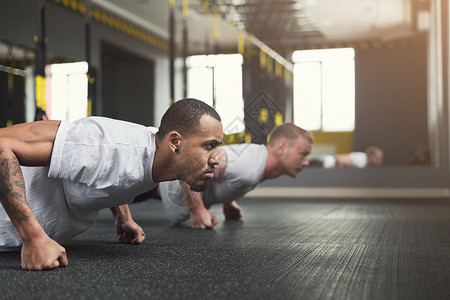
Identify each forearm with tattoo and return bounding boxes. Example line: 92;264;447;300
0;148;30;224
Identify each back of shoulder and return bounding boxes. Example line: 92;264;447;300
224;144;266;163
222;144;267;182
67;117;155;145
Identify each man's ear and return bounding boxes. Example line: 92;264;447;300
168;131;182;154
276;140;286;155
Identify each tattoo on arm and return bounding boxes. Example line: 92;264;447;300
0;148;30;224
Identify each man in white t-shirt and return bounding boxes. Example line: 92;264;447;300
158;123;313;229
0;98;223;271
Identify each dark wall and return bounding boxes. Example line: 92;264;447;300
46;3;85;61
354;35;428;165
0;0;37;49
102;42;154;126
0;73;25;127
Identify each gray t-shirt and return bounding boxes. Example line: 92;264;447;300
160;144;267;224
0;117;157;251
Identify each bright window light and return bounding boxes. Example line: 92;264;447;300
293;62;322;130
187;66;213;107
187;54;244;134
49;61;88;121
293;48;355;132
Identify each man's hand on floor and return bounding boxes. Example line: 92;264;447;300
223;201;243;220
190;208;217;229
115;218;146;244
21;234;68;271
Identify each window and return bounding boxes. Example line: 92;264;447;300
48;61;88;121
187;54;244;134
293;48;355;132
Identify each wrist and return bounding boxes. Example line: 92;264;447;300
189;203;205;213
223;201;233;208
111;206;131;222
115;215;131;224
18;219;47;244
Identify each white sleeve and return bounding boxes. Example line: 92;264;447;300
160;181;190;224
48;117;152;190
322;155;336;168
349;152;367;168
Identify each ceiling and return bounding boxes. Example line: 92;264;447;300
94;0;418;57
0;0;421;62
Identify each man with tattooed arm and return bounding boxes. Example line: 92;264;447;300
0;98;222;271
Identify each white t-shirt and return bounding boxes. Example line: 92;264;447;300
0;117;158;251
160;144;267;224
322;152;367;168
348;152;367;168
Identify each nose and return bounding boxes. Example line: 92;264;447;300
303;158;309;167
209;148;220;166
208;157;219;167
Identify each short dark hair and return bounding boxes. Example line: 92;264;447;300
158;98;221;138
268;123;314;146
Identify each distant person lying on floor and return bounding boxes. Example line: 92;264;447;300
310;146;383;168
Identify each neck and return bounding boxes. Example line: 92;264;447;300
152;136;178;183
263;146;283;180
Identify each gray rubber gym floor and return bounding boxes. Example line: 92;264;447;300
1;196;450;300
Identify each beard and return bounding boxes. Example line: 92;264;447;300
176;152;214;192
188;171;212;192
189;184;206;192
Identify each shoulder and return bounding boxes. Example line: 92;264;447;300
223;143;266;159
349;152;367;168
322;154;336;168
73;117;147;131
69;117;156;143
222;144;266;179
349;152;367;160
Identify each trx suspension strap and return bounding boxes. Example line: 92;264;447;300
169;0;175;105
85;0;95;117
6;45;14;127
35;0;48;121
